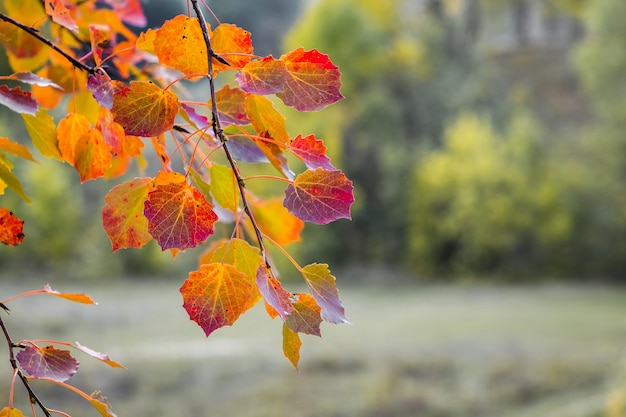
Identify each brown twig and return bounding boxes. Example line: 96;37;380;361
0;13;94;74
190;0;271;270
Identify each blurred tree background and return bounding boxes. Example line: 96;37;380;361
1;0;625;280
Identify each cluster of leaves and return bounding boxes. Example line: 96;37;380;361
0;286;123;417
0;0;353;414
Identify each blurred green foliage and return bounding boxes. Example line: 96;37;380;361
286;0;626;279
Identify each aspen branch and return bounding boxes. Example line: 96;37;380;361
0;13;94;74
191;0;272;270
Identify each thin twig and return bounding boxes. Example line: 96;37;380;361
0;315;52;417
190;0;271;269
0;13;94;74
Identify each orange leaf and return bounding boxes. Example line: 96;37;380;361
112;81;179;137
236;56;287;95
213;84;250;125
244;94;289;144
89;391;117;417
57;112;90;163
45;0;78;32
250;198;303;246
0;137;35;161
210;23;253;73
153;15;208;76
144;177;218;251
180;263;261;337
102;177;152;251
0;208;25;246
0;407;26;417
73;128;112;182
43;284;97;304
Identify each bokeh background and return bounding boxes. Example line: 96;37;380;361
1;0;626;416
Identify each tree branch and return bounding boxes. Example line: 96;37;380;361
191;0;271;270
0;13;94;74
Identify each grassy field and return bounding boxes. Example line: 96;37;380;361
2;276;626;417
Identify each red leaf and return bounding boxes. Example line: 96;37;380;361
0;85;37;115
285;293;322;337
282;324;302;370
277;48;344;111
0;208;24;246
256;266;294;321
236;56;287;95
180;263;261;337
290;134;335;171
43;284;97;304
75;342;125;368
16;345;79;382
112;81;179;137
102;177;152;251
283;168;354;224
144;175;218;251
301;263;349;324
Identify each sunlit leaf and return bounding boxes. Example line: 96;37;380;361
285;293;322;337
88;70;115;110
0;85;37;115
277;48;344;111
283;168;354;224
250;198;303;246
244;94;289;144
213;84;250;125
112;81;179;137
236;56;287;95
57;112;90;163
8;72;62;89
0;157;30;202
256;266;294;321
290;134;335;171
210;164;238;213
0;137;35;162
282;324;302;370
75;342;125;368
144;176;218;251
180;263;261;337
210;23;253;73
0;407;26;417
0;207;25;246
153;15;208;76
90;391;118;417
44;0;78;32
102;177;152;251
43;284;97;304
199;238;264;282
22;108;62;160
73;128;112;182
301;263;348;324
16;345;79;382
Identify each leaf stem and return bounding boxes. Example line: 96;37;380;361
0;13;94;74
191;0;271;270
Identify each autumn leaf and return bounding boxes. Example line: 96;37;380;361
236;56;287;95
88;70;115;110
244;94;289;144
102;178;152;251
180;263;261;337
282;324;302;370
90;391;117;417
43;284;97;304
112;81;179;137
181;103;210;130
256;266;294;321
250;198;303;246
210;164;238;213
199;238;264;282
210;23;253;73
0;407;26;417
75;342;125;368
277;48;344;112
0;207;24;246
213;84;250;125
290;134;335;171
8;71;62;89
285;293;322;337
16;345;79;382
153;15;208;76
283;168;354;224
0;155;30;202
57;112;90;163
0;85;37;115
22;108;62;160
0;137;35;162
73;128;113;182
44;0;78;32
144;177;218;251
301;263;348;324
